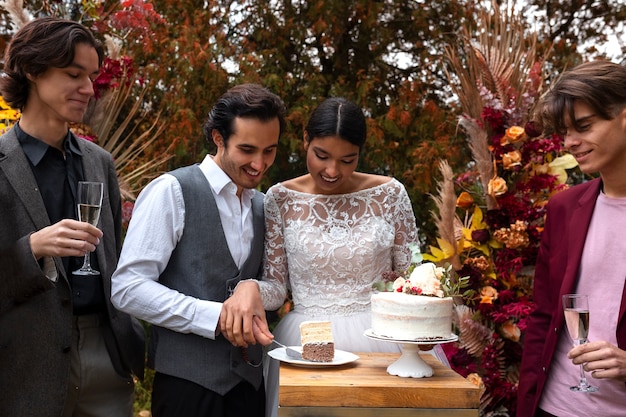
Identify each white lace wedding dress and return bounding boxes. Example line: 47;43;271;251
255;179;447;417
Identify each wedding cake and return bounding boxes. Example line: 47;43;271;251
371;263;453;340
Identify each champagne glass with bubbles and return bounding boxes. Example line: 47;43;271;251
562;294;598;393
73;181;103;276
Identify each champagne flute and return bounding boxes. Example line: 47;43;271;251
73;181;103;276
562;294;598;393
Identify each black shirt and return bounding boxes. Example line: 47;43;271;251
15;123;105;315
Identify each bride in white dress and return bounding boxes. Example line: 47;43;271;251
229;97;446;417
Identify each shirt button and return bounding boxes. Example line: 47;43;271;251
554;327;558;332
542;367;546;373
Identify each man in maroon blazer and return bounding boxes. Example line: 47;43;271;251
518;61;626;416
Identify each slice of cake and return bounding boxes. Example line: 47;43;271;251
299;320;334;362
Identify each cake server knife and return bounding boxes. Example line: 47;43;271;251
271;339;303;360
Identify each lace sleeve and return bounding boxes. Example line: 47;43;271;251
257;189;289;311
391;180;419;272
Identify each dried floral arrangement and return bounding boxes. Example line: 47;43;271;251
426;5;579;416
373;243;474;300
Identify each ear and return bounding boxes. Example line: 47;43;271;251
619;106;626;133
303;131;310;151
212;129;224;148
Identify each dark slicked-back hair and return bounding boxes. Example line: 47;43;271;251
540;60;626;136
305;97;366;150
0;16;104;110
202;83;286;146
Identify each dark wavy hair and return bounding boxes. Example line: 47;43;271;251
202;83;286;146
305;97;367;150
540;60;626;136
0;17;104;110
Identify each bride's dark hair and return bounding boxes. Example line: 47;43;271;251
305;97;367;150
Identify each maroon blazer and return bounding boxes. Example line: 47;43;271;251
517;178;626;416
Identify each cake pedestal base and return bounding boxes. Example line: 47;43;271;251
387;344;433;378
364;329;458;378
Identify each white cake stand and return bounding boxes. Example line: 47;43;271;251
364;329;458;378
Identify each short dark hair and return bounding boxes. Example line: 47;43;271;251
305;97;366;149
0;17;104;110
540;60;626;135
202;83;286;146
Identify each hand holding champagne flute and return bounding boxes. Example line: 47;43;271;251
73;181;103;276
562;294;598;393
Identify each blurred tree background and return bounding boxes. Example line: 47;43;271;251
0;0;624;414
0;0;623;242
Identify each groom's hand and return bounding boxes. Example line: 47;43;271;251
220;281;273;347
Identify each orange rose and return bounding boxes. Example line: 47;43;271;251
500;126;527;145
479;285;498;304
502;150;522;170
467;373;485;390
488;176;508;197
500;319;521;342
456;191;475;210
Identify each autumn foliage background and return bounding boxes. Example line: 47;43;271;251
0;1;624;416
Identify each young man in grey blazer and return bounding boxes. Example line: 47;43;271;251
111;83;285;417
0;17;145;417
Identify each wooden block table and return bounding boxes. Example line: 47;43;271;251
278;352;480;416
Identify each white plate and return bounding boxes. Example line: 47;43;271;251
267;347;359;367
364;328;458;345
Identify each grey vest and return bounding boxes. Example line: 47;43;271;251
150;164;265;395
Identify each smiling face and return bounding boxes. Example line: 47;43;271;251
304;134;360;194
24;42;99;138
563;100;626;179
213;116;280;196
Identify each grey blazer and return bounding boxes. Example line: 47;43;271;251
0;128;145;417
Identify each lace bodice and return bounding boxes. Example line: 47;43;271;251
257;178;419;317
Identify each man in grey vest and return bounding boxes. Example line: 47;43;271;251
111;83;286;417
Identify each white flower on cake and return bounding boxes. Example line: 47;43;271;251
393;263;445;298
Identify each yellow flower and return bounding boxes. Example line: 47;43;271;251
0;95;21;131
549;154;578;184
461;205;491;256
422;237;456;263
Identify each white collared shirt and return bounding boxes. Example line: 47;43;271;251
111;155;256;339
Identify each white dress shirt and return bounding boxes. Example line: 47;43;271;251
111;155;256;339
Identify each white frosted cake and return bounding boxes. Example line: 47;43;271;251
371;262;453;340
371;292;453;339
